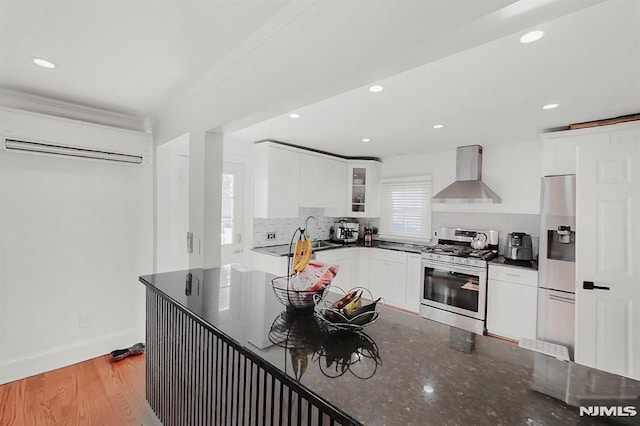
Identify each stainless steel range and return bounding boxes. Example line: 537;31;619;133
420;227;498;334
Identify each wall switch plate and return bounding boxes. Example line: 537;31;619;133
267;232;276;240
187;231;193;254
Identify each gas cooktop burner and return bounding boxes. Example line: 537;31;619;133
424;244;497;261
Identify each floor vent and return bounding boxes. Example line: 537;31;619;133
519;338;570;361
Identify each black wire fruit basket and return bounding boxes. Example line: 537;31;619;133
314;286;384;330
270;227;333;312
271;275;329;311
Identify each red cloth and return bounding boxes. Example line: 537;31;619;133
291;260;340;291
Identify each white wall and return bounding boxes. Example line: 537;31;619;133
381;141;542;214
0;110;153;384
156;135;190;272
185;131;223;269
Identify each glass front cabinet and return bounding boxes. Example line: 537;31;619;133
348;161;380;217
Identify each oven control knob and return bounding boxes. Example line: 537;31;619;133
436;255;440;260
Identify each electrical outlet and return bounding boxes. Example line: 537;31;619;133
267;232;276;240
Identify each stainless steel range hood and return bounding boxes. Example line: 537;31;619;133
432;145;501;204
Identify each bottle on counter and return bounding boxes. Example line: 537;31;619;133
364;226;373;247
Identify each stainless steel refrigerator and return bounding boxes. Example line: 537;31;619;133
537;174;576;359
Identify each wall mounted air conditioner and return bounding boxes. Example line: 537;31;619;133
0;108;152;165
4;138;144;164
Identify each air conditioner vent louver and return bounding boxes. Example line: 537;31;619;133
4;138;143;164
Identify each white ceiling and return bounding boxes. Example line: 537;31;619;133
0;0;293;115
231;0;640;157
1;0;635;156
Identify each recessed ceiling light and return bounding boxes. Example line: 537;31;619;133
288;113;301;119
542;103;559;110
520;30;544;44
433;124;444;129
362;138;371;142
369;85;384;93
33;58;56;69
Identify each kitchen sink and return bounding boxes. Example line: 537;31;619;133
311;241;342;250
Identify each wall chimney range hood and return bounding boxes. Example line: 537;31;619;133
432;145;501;204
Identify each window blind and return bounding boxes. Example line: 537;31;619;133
379;176;432;241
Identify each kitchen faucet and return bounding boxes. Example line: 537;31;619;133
304;215;316;238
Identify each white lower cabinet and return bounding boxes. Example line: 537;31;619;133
314;248;356;291
250;252;290;276
369;249;408;309
253;246;422;311
356;248;370;291
405;254;421;313
487;264;538;341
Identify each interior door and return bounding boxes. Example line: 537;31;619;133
220;162;245;265
575;128;640;380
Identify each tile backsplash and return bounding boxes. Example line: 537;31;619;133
252;208;379;247
253;209;537;256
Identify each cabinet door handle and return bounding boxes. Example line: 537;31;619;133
583;281;610;291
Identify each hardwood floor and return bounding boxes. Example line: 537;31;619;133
0;354;145;425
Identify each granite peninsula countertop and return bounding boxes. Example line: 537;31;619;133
139;267;639;425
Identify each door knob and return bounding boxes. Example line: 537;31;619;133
583;281;610;291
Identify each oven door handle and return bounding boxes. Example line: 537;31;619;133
422;259;485;276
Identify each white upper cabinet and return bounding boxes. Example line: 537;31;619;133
252;142;380;218
348;161;381;217
299;152;347;212
541;130;608;177
253;143;300;218
541;135;578;176
324;159;348;217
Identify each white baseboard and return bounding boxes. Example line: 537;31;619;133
0;326;144;385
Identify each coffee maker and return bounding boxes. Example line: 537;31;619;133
331;220;359;244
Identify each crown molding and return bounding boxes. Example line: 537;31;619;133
0;88;149;133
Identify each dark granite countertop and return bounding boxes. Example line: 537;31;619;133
489;255;539;271
140;267;639;425
252;239;427;257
